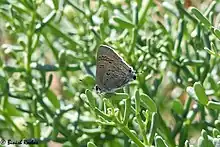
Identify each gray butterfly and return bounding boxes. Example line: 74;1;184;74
95;45;136;93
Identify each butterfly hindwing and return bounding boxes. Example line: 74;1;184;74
96;45;136;92
102;67;128;91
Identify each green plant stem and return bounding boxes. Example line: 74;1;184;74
47;24;81;48
27;31;33;74
67;0;86;15
128;28;138;57
136;113;149;145
95;99;145;146
119;124;145;147
123;97;131;125
175;1;198;23
172;97;192;138
204;1;216;17
2;112;25;138
157;113;175;146
42;33;58;61
174;19;184;57
139;0;153;27
29;82;73;140
95;108;112;122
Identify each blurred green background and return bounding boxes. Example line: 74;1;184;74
0;0;220;147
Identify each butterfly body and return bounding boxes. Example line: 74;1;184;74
95;45;136;93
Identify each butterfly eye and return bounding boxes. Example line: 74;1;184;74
95;85;99;91
133;75;136;80
128;69;132;73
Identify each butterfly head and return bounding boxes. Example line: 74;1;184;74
128;67;136;81
94;85;100;93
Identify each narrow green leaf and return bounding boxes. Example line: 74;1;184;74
215;120;220;130
132;2;138;25
90;27;101;41
113;16;135;29
94;108;111;121
204;1;217;17
102;8;109;25
197;137;207;147
204;47;216;56
46;74;53;89
155;136;168;147
5;103;22;116
208;76;218;91
153;76;163;93
207;138;215;146
48;24;80;48
3;66;25;72
183;59;204;66
0;76;7;94
211;42;218;54
63;141;72;147
119;125;145;147
201;129;208;140
52;0;59;10
179;123;189;147
207;101;220;110
0;57;3;67
82;128;102;134
175;1;198;23
87;142;97;147
139;0;153;27
213;128;220;138
148;112;158;144
136;110;148;145
33;120;40;138
35;10;56;32
104;93;128;101
58;50;66;67
214;28;220;40
162;2;179;17
51;117;59;140
193;82;208;105
199;130;214;147
85;89;96;109
128;28;138;56
80;75;95;86
135;90;140;113
67;1;86;15
46;90;60;108
172;99;184;114
123;96;131;125
140;93;157;112
174;19;184;57
191;7;211;28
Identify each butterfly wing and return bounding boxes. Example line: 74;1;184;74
96;45;114;91
97;45;123;61
102;63;130;91
95;60;108;92
96;45;135;92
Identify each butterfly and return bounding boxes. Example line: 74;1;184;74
95;45;136;93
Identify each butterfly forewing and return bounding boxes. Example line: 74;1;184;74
97;45;123;61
